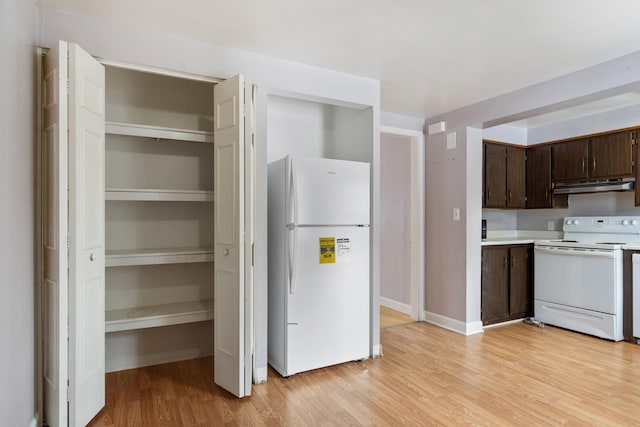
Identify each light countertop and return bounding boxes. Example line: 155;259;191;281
481;230;562;246
481;238;536;246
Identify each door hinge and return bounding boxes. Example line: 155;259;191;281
251;243;255;267
67;384;70;402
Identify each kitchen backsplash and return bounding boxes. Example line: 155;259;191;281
484;191;640;232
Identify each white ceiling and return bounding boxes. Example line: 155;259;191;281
39;0;640;119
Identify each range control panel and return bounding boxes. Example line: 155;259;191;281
563;216;640;244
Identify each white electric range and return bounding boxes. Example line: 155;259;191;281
534;216;640;341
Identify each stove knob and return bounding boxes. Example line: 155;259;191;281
573;219;579;225
623;219;630;225
632;220;638;226
565;219;573;225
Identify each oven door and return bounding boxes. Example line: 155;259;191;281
534;245;621;314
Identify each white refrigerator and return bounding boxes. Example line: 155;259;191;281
268;156;370;377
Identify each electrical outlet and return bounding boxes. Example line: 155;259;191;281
547;220;555;231
453;208;461;221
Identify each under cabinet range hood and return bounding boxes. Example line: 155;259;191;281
553;178;635;195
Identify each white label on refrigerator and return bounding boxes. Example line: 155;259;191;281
336;238;351;263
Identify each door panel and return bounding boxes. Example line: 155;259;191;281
506;147;526;208
68;42;105;426
43;40;69;427
291;157;370;226
509;246;530;317
481;246;509;325
214;75;246;397
484;143;506;208
243;84;255;392
590;131;634;179
526;145;551;208
287;226;369;375
552;139;589;181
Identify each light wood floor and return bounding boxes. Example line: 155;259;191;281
88;322;640;426
380;305;414;328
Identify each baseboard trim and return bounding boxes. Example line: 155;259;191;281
30;413;39;427
380;297;411;315
424;311;484;336
372;344;383;357
253;366;268;384
483;318;524;329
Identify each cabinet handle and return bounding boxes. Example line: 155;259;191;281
593;156;596;172
90;253;95;261
508;190;512;201
511;255;515;267
545;187;549;202
504;256;508;268
582;158;585;172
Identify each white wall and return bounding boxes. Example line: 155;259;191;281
380;134;411;307
518;192;640;230
483;124;527;145
0;0;37;424
267;96;332;162
425;129;468;323
380;111;424;132
38;6;381;375
528;103;640;145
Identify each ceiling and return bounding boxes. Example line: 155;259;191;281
39;0;640;120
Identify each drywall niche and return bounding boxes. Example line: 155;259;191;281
266;94;373;164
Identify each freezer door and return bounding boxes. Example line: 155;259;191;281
286;226;370;375
289;157;370;226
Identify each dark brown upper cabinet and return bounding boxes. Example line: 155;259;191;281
526;145;551;208
527;144;568;209
589;131;634;179
483;142;526;208
552;130;636;182
552;138;589;182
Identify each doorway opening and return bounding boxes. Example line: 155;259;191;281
379;126;424;328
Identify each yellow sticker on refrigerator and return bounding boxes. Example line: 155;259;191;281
319;237;336;264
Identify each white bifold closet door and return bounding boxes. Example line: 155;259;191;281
43;40;255;426
43;40;106;427
213;74;254;398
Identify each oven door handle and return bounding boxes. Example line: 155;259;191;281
534;246;615;258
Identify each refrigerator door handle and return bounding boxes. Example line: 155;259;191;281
288;227;298;294
288;161;298;226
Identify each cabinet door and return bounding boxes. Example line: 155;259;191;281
506;146;526;208
552;139;589;181
590;131;634;179
526;145;551;208
509;245;531;318
481;246;509;325
484;143;506;208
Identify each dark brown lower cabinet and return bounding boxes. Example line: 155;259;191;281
481;244;532;325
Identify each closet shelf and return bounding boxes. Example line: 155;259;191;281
105;300;214;333
106;121;214;143
106;247;214;267
105;188;214;202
